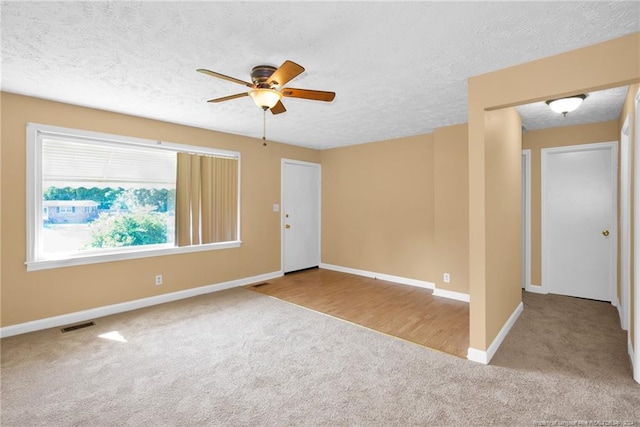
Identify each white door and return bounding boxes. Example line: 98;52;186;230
282;159;321;273
542;142;617;302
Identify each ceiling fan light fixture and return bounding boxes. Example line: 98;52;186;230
545;94;586;116
249;88;282;109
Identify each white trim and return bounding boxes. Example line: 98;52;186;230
522;149;532;292
281;159;322;274
280;160;285;275
432;288;470;302
634;88;640;384
620;115;631;330
0;270;282;338
629;335;635;373
27;122;240;158
26;123;41;267
466;348;488;364
320;263;435;290
467;301;524;364
281;158;323;168
26;241;242;272
525;284;547;294
541;141;618;301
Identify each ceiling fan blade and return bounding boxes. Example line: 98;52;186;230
197;69;253;88
270;100;286;115
281;88;336;102
207;92;248;103
268;60;305;88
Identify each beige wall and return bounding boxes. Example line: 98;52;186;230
485;108;523;342
0;92;320;327
468;32;640;351
320;135;435;282
433;124;469;294
619;83;639;347
522;121;619;287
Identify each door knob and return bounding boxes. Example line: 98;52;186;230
285;224;291;229
602;229;609;237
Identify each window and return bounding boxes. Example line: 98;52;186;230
27;123;240;271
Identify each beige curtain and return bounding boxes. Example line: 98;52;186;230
176;153;238;246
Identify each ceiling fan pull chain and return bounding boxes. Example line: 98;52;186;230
262;108;267;146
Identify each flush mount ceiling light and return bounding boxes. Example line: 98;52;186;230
545;94;587;117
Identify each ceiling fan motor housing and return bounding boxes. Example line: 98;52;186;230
251;65;278;88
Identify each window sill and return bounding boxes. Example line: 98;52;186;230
25;241;242;272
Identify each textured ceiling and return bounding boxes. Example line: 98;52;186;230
2;1;639;149
516;86;629;132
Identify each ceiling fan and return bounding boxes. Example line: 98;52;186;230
196;60;335;115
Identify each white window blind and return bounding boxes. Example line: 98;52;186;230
42;137;176;189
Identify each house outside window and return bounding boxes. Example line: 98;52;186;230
45;200;98;223
26;123;241;271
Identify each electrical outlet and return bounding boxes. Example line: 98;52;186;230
443;273;450;283
155;274;163;286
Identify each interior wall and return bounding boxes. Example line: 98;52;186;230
320;134;435;282
467;32;640;353
619;83;639;348
0;92;320;327
484;108;523;341
522;120;619;288
433;124;469;294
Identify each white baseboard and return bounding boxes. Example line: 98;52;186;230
0;270;283;338
319;263;434;290
612;295;629;331
320;262;467;302
630;337;639;384
525;284;547;294
467;301;524;364
466;347;488;364
432;288;470;302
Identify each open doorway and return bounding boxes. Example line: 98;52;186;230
512;85;634;379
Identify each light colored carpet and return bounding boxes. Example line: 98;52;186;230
1;287;638;426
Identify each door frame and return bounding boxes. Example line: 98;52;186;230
280;158;322;274
620;115;631;330
541;141;618;299
634;88;640;384
522;149;532;292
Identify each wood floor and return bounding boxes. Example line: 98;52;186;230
245;268;469;358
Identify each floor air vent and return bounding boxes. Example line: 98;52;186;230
61;321;95;333
251;282;269;288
